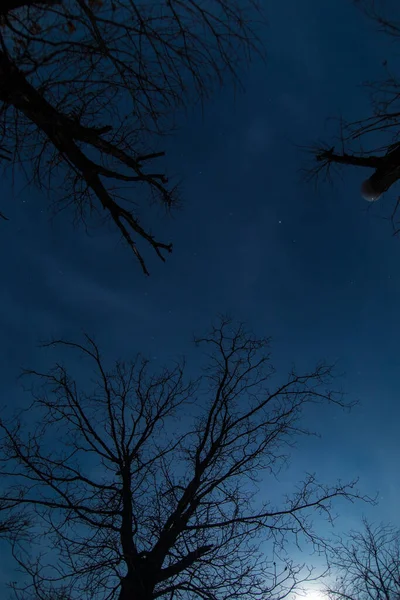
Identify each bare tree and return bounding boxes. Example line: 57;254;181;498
0;316;373;600
0;0;264;274
305;1;400;233
324;519;400;600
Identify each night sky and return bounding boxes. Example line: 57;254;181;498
1;0;400;594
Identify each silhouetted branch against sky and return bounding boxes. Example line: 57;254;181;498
0;316;374;600
0;0;265;275
324;518;400;600
305;0;400;229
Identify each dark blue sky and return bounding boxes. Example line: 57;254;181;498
1;0;400;592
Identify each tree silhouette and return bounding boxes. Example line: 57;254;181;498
0;0;264;274
325;519;400;600
0;316;373;600
306;1;400;233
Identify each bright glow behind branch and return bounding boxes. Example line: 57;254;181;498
361;178;382;202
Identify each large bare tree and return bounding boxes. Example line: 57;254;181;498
0;0;264;274
324;519;400;600
306;0;400;233
0;316;372;600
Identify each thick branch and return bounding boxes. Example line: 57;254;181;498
0;51;172;274
155;545;213;584
316;148;382;169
